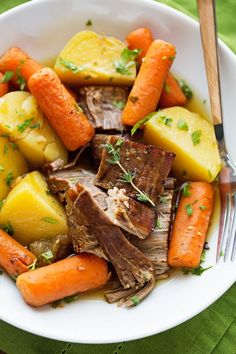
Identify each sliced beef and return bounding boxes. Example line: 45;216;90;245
47;167;155;239
65;184;155;306
29;234;72;267
95;136;175;205
78;86;128;131
127;178;176;279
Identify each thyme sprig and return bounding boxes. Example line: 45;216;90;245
104;140;155;207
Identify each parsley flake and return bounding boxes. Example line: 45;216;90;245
17;118;34;133
112;100;125;110
6;172;14;187
41;217;58;224
185;203;193;216
178;79;193;99
191;130;202;145
182;183;192;197
0;71;14;83
114;48;141;75
177;119;189;131
158;115;173;126
58;57;84;74
199;205;207;210
131;112;156;136
163;82;171;94
1;222;14;236
130;295;141;306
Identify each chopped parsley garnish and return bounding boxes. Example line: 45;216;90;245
178;79;193;99
3;144;8;155
64;294;79;303
159;196;168;204
16;62;26;91
112;100;125;110
0;165;4;172
0;71;14;83
0;200;4;210
10;142;18;150
177;119;189;131
185;203;193;216
182;183;192;197
163;82;171;94
30;123;41;129
130;295;141;306
41;217;58;224
1;222;14;236
191;130;202;145
17;118;34;133
156;219;163;229
85;19;93;26
28;259;37;271
114;48;141;75
129;96;139;103
199;205;207;210
40;250;54;264
58;57;84;74
182;265;212;276
158;115;173;126
208;170;212;178
5;172;14;187
131;112;156;136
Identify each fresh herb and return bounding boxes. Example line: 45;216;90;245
156;219;163;229
58;57;84;74
158;116;173;126
64;294;79;303
41;250;54;263
130;295;141;306
112;100;125;110
177;119;189;131
182;183;192;197
191;130;202;145
3;144;8;155
1;222;14;236
17;118;34;133
30;123;41;129
28;259;37;271
10;142;18;150
11;275;17;282
16;63;26;91
0;165;4;172
129;96;139;103
163;82;171;94
208;170;212;178
162;55;175;61
5;172;13;187
0;71;14;83
185;203;193;216
131;112;156;136
114;48;141;75
51;300;63;308
85;19;93;26
104;141;155;206
0;200;4;210
178;79;193;99
182;266;212;276
160;196;168;204
41;217;58;224
220;250;224;257
199;205;207;210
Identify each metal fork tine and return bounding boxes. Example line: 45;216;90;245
221;193;231;262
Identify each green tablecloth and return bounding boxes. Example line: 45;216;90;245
0;1;235;353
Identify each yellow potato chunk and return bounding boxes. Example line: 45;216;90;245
0;171;68;245
0;92;68;168
0;137;28;200
144;107;221;182
54;30;136;86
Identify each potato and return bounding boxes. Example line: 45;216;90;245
54;30;136;86
0;91;68;168
0;136;28;200
0;171;68;245
144;107;221;182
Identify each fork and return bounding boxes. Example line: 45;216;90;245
197;0;236;262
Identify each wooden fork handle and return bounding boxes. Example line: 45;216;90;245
197;0;222;125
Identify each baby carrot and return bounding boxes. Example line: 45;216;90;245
126;27;154;65
0;47;42;89
0;72;9;97
168;182;214;268
28;67;95;151
159;73;187;108
0;228;36;277
122;39;176;126
16;253;110;307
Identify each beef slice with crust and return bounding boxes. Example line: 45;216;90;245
95;136;175;205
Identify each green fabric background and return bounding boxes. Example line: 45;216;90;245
0;1;235;353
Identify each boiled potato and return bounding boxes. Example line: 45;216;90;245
54;30;136;86
0;136;28;200
0;92;68;168
0;171;68;245
144;107;221;182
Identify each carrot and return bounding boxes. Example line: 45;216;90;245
28;67;95;151
0;72;9;97
0;47;42;89
168;182;214;268
121;39;176;126
0;228;36;277
126;28;154;65
16;253;110;307
159;73;187;108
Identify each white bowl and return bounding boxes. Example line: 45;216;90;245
0;0;235;344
